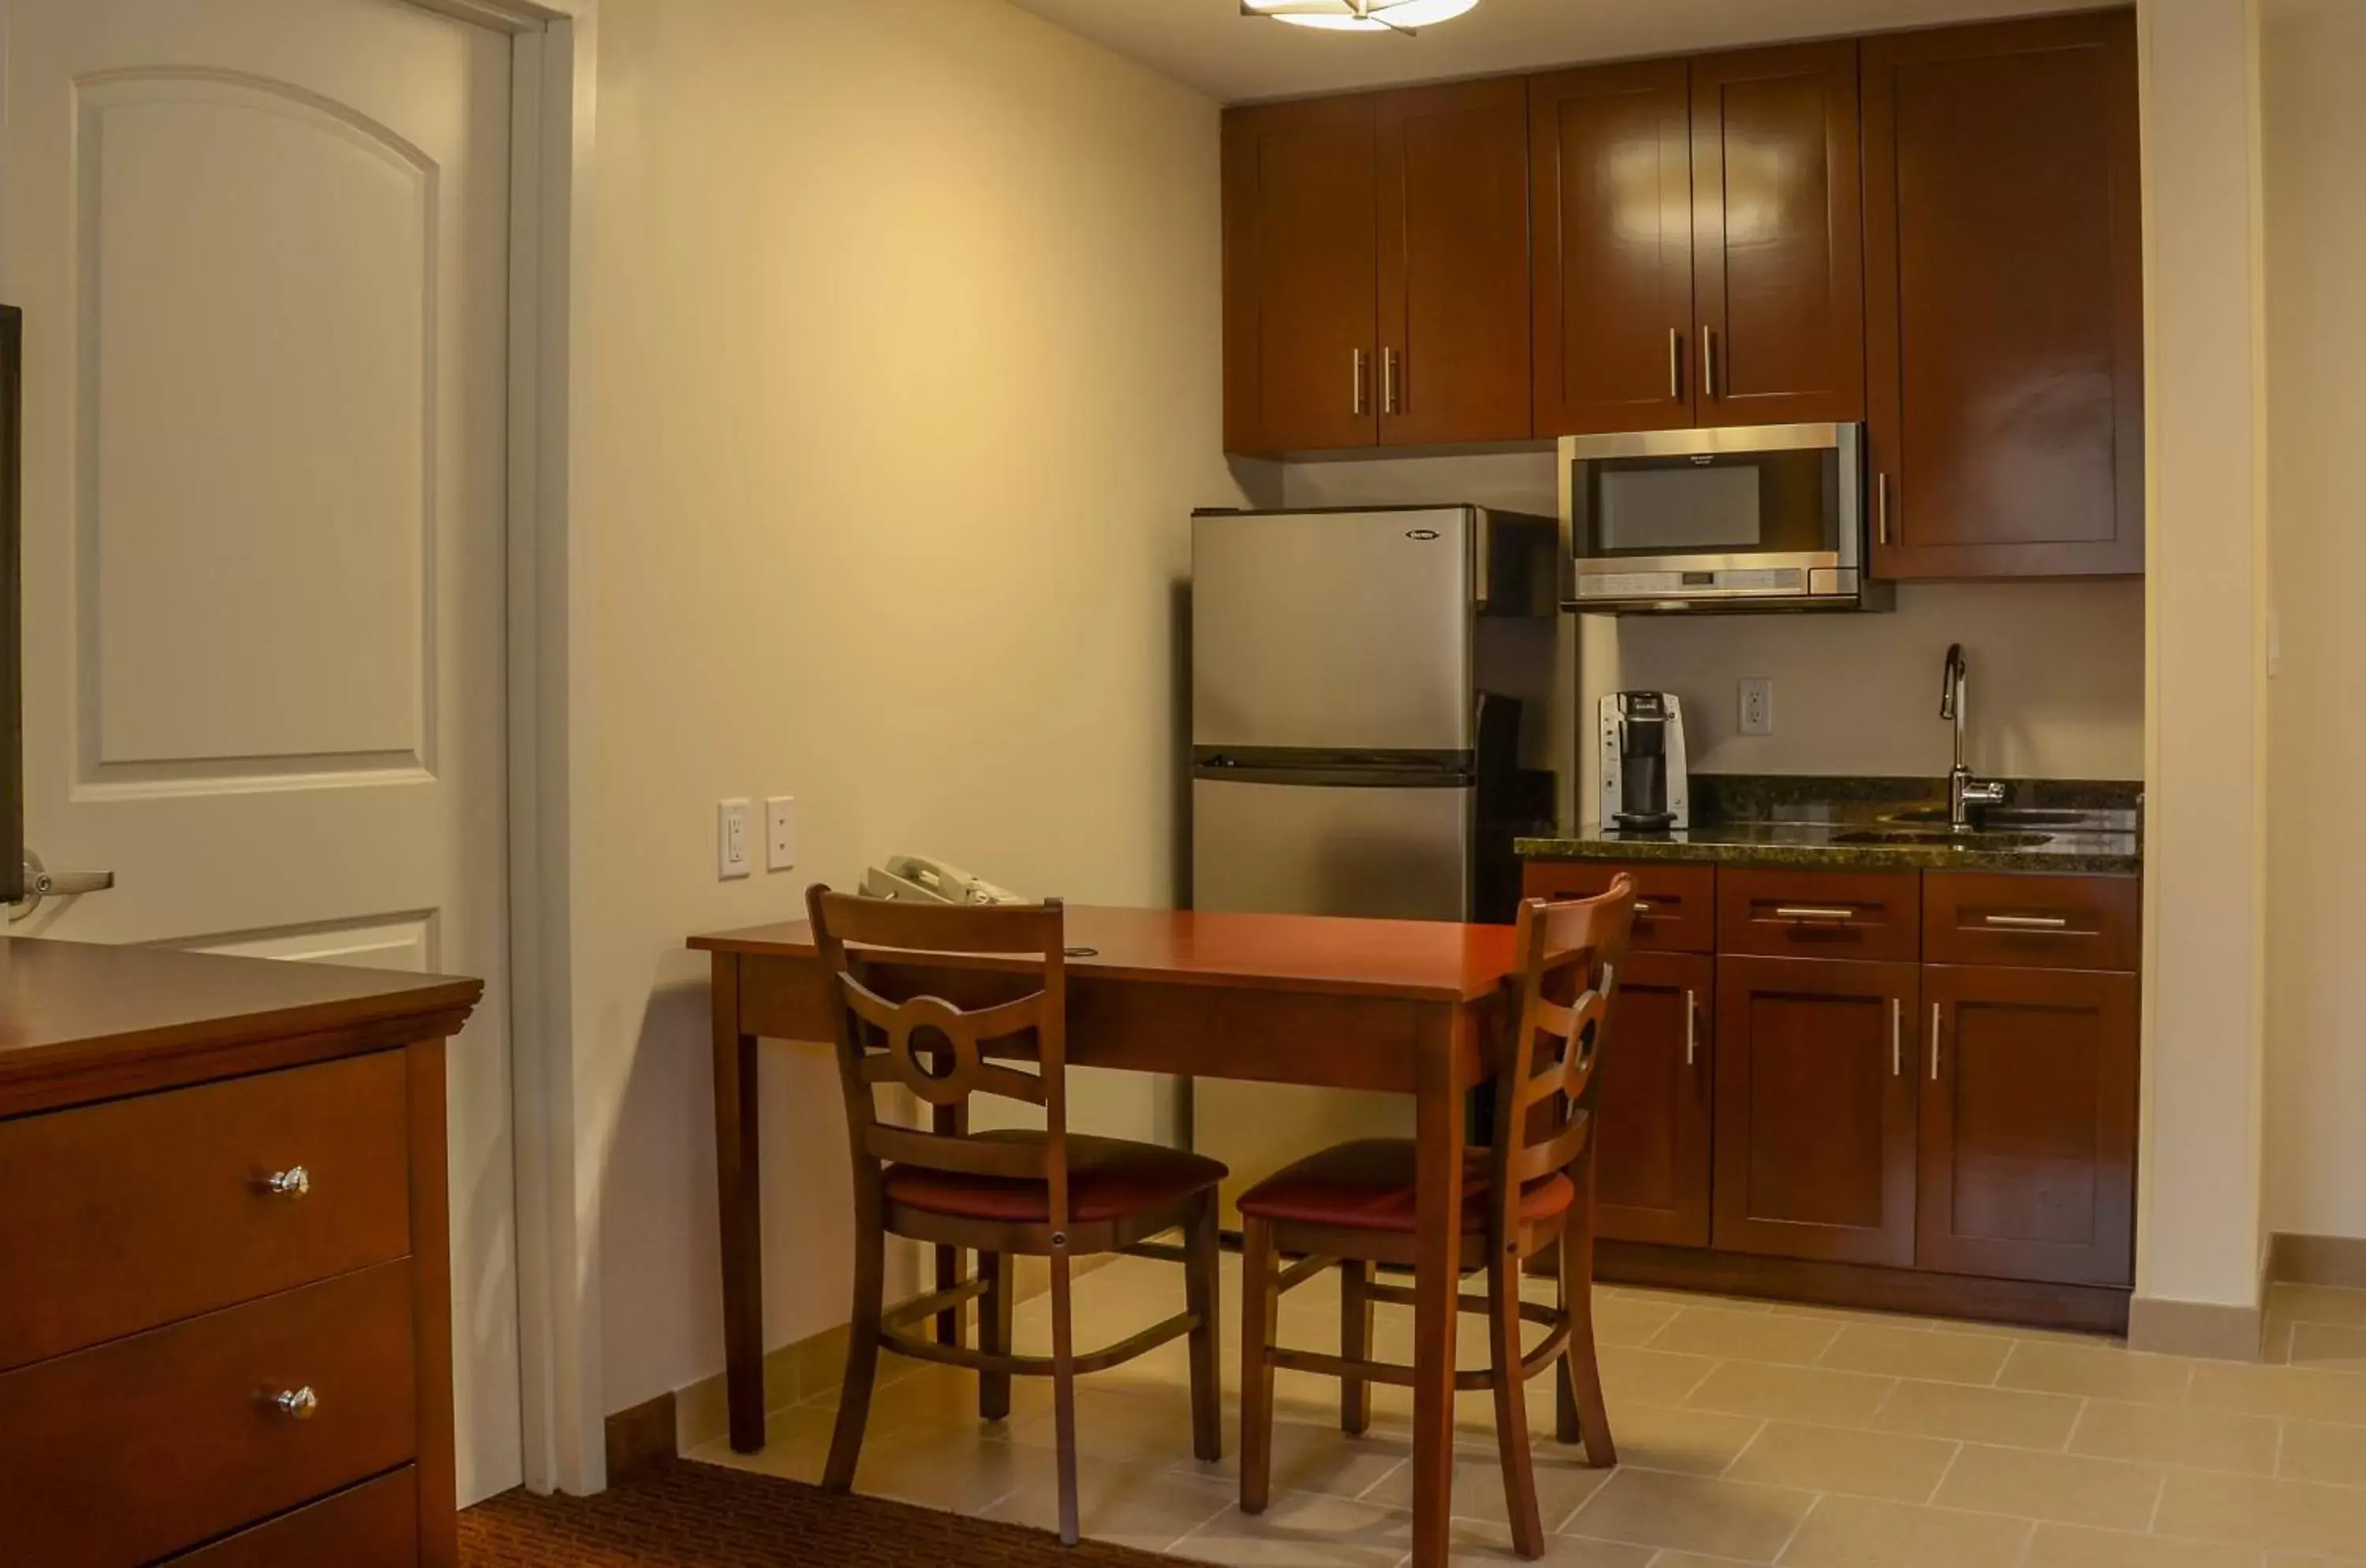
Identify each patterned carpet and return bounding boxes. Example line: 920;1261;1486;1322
459;1458;1178;1566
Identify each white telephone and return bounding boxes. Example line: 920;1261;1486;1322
860;853;1028;907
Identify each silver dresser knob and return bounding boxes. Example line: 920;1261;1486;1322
273;1387;319;1421
265;1167;311;1199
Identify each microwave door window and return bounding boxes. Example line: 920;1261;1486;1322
1597;466;1761;552
1582;447;1838;559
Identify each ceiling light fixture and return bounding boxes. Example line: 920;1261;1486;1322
1241;0;1481;36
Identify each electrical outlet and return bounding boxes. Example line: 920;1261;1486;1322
1740;678;1774;736
765;796;797;872
717;798;752;880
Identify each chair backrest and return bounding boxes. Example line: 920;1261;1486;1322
1487;875;1637;1232
806;885;1074;1229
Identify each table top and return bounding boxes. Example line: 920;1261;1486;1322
690;904;1521;1006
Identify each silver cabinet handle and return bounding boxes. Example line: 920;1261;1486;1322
265;1166;311;1200
8;850;116;924
1352;349;1368;416
1633;900;1655;916
1685;990;1697;1067
1773;905;1855;924
1877;473;1890;546
1982;913;2069;931
1383;347;1400;415
1702;325;1718;401
273;1387;319;1421
1931;1002;1943;1081
1667;327;1682;401
1891;998;1902;1077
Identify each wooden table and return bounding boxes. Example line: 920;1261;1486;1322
691;905;1520;1568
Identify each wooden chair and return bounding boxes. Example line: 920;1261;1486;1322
1233;877;1637;1559
808;886;1226;1546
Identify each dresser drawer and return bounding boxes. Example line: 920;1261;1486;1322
1924;872;2141;971
0;1051;412;1371
163;1468;418;1568
1718;868;1920;962
0;1260;419;1568
1522;861;1715;953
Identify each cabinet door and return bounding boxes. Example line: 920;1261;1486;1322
1376;77;1532;447
1919;965;2139;1286
1222;96;1380;454
1530;59;1694;435
1863;13;2144;577
1595;950;1715;1247
1689;42;1864;427
1714;955;1919;1266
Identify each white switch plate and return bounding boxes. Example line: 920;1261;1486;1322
718;798;752;880
765;796;797;872
1740;677;1775;736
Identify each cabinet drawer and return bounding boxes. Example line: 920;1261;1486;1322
1718;868;1920;961
1924;873;2140;971
0;1051;412;1371
163;1467;417;1568
1522;861;1715;953
0;1260;418;1568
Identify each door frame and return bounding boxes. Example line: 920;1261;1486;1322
397;0;603;1499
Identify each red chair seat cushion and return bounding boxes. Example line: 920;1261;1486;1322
883;1130;1226;1225
1236;1138;1573;1234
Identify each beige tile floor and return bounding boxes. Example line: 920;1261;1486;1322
689;1256;2366;1567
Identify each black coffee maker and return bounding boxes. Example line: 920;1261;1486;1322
1597;692;1689;831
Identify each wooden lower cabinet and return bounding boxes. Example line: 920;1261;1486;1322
1918;964;2140;1286
1712;955;1920;1267
1594;950;1715;1246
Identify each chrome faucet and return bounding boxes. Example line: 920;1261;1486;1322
1941;643;2006;830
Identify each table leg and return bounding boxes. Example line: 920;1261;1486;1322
1409;1007;1469;1568
711;954;767;1453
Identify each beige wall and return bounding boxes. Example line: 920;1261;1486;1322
573;0;1247;1417
2135;0;2271;1317
1281;453;2145;824
2261;0;2366;1242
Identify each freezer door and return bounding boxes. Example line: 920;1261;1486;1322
1192;775;1471;921
1192;508;1475;752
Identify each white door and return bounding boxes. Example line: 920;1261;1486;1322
2;0;522;1503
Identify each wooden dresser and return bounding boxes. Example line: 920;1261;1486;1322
0;937;481;1567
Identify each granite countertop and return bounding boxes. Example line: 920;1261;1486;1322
1517;775;2144;876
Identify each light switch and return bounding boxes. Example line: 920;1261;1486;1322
718;799;752;880
765;796;797;872
1740;678;1774;736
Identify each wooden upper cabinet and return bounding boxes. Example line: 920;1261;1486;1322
1918;965;2139;1286
1689;41;1865;427
1531;59;1696;436
1222;96;1381;454
1376;78;1533;448
1223;81;1530;456
1863;11;2144;578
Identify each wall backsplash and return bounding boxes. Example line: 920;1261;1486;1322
1276;451;2147;824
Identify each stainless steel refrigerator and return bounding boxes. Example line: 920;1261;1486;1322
1189;505;1558;1220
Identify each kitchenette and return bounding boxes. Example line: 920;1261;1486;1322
1193;6;2149;1332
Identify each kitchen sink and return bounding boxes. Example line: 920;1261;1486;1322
1880;804;2136;833
1831;828;2056;849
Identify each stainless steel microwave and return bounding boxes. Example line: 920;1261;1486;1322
1559;422;1891;613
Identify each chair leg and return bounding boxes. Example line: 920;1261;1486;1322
824;1221;886;1492
979;1251;1013;1422
1557;1148;1617;1468
1339;1260;1373;1436
1049;1246;1081;1547
1488;1247;1545;1559
1185;1195;1224;1463
1239;1216;1279;1515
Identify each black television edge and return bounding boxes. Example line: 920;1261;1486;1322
2;305;20;905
